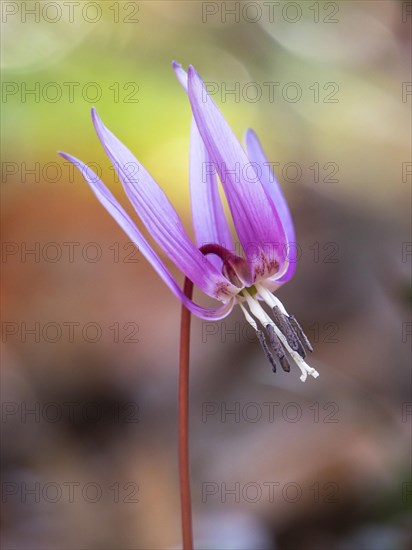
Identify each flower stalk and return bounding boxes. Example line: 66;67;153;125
178;276;194;550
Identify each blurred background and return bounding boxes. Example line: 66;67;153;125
1;1;411;549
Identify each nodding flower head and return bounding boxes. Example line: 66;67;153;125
59;62;319;382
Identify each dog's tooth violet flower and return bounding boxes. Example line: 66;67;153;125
59;63;319;382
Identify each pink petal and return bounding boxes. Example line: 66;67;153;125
245;129;296;282
90;108;237;301
59;152;235;320
174;62;233;264
187;66;288;282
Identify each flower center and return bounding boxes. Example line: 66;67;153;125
222;255;253;288
199;244;252;289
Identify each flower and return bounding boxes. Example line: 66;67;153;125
59;62;319;382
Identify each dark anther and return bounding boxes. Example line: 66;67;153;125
289;315;314;352
256;330;278;373
272;307;306;359
266;324;291;372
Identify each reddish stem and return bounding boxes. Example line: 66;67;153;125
178;277;194;550
178;246;229;550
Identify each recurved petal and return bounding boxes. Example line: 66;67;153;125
172;61;187;91
58;152;236;319
190;119;234;264
90;108;238;300
187;65;288;282
173;62;233;264
245;129;296;282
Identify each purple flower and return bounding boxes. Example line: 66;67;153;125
59;63;319;382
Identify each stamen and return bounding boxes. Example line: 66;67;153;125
239;302;258;331
243;291;271;326
289;315;314;353
255;284;278;308
256;285;310;358
272;306;306;359
273;324;319;382
271;294;289;315
256;284;287;315
240;303;278;372
256;330;278;373
266;324;290;372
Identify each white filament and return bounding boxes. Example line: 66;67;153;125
239;302;258;331
256;283;288;315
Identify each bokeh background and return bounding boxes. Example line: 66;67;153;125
1;1;411;549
